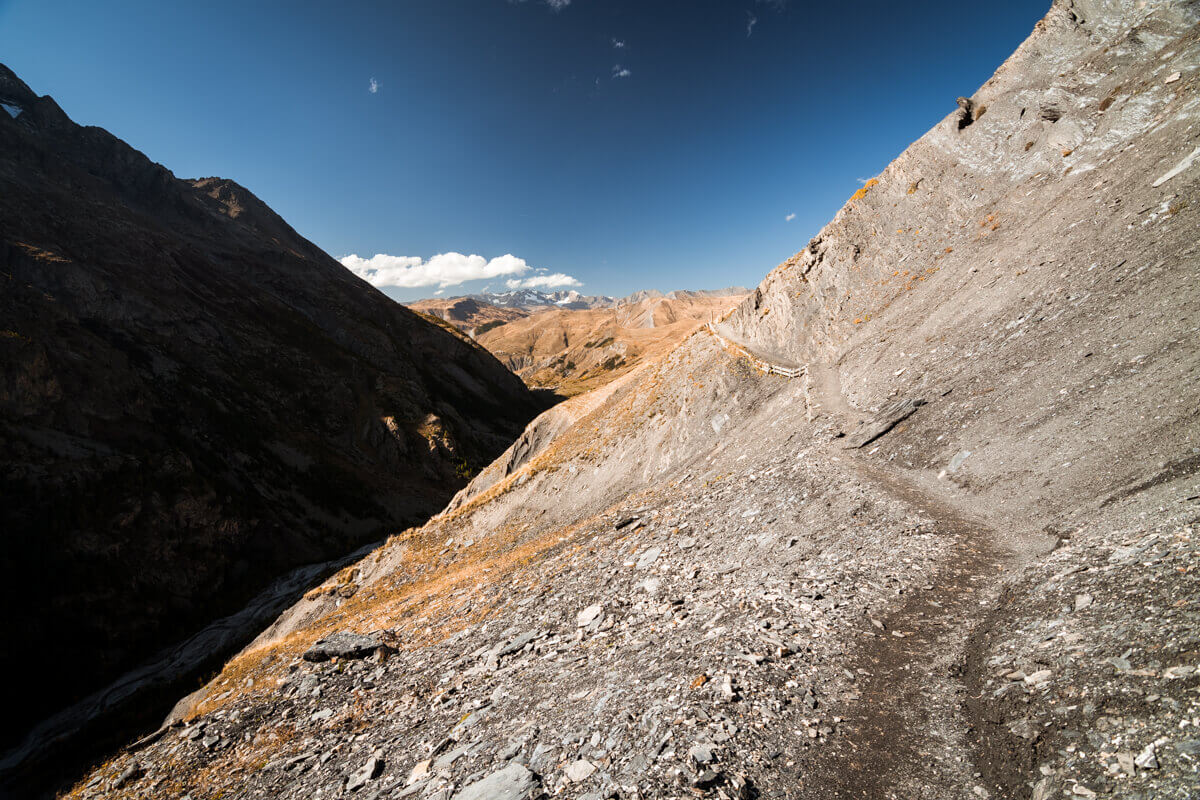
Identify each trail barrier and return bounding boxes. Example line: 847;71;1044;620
704;323;805;379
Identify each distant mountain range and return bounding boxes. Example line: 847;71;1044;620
409;287;749;341
449;286;749;312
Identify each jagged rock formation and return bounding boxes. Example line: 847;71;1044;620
59;2;1200;800
0;64;544;792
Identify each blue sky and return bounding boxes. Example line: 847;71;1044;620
0;0;1049;302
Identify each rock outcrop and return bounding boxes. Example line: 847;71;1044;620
0;63;543;790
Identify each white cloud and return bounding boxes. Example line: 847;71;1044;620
546;0;571;9
612;38;626;49
340;252;548;289
368;77;379;94
746;12;757;37
505;273;582;290
612;65;631;78
785;212;796;222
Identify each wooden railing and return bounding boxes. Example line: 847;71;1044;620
704;323;805;379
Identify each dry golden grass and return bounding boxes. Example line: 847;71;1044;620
184;503;602;721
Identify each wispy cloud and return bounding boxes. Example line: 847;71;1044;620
785;212;796;222
506;273;582;290
507;0;572;12
746;12;757;37
340;252;578;290
612;64;632;79
368;77;379;94
612;38;626;49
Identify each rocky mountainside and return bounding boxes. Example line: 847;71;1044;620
0;64;544;794
475;291;747;396
62;2;1200;800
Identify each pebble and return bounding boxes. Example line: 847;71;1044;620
1024;669;1053;685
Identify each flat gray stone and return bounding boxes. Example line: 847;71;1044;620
302;632;383;662
564;759;596;782
577;604;603;627
840;398;926;449
635;546;662;570
451;763;541;800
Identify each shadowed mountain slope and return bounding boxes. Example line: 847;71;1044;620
0;63;543;788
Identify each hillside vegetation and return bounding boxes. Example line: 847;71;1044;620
477;291;747;396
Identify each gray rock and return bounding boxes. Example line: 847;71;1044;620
1134;743;1158;770
530;742;555;772
451;763;541;800
840;398;926;449
688;743;715;764
111;761;143;789
1008;719;1039;740
1024;669;1053;685
347;751;384;791
302;632;384;662
435;743;470;770
1031;777;1057;800
577;604;604;627
565;759;597;782
636;546;662;570
497;630;540;657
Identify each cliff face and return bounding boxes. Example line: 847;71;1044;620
0;64;542;768
57;1;1200;799
715;0;1199;529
